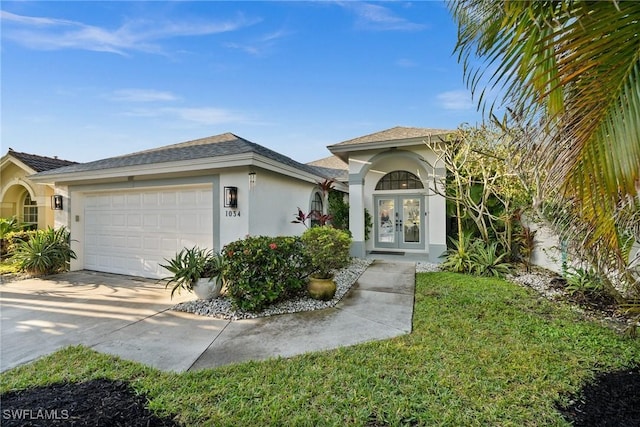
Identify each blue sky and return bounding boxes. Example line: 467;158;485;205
1;1;483;164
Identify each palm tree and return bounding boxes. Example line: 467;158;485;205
449;1;640;266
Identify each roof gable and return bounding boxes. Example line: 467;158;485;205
330;126;452;148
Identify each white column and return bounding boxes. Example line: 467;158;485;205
348;176;366;257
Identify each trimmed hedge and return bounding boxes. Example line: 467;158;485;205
223;236;313;312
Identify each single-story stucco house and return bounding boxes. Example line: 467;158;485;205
1;149;77;230
30;127;451;279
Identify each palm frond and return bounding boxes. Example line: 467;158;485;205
449;0;640;263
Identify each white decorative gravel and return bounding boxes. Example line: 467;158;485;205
416;262;441;273
172;258;373;320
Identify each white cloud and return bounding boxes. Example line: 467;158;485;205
0;10;259;55
437;90;474;111
339;2;425;31
166;107;246;125
395;58;418;68
224;28;291;56
108;89;179;103
124;106;247;126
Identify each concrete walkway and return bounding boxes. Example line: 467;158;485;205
0;261;415;373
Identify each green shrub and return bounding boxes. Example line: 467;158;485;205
364;208;372;241
328;191;349;230
11;227;76;275
223;236;313;312
0;217;23;239
1;227;33;260
301;226;351;279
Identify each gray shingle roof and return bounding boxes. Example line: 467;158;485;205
7;149;77;172
33;133;331;179
329;126;453;147
306;155;348;181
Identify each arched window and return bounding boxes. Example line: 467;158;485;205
22;193;38;228
375;170;424;190
310;191;323;227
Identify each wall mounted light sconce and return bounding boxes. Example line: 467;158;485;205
52;195;63;210
224;186;238;208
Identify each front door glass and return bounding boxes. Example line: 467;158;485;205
377;198;395;243
374;195;424;250
403;198;421;244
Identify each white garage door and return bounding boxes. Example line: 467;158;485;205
83;185;214;279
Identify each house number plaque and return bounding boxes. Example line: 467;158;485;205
225;210;241;217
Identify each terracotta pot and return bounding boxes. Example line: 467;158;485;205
193;277;222;300
307;275;336;301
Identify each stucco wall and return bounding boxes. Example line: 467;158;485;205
246;168;319;238
0;161;56;229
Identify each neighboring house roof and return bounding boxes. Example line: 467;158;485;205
5;149;77;172
306;155;348;182
32;132;335;183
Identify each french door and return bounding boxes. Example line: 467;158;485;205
374;195;425;250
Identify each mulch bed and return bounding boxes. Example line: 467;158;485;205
3;371;639;426
557;366;640;426
1;378;179;426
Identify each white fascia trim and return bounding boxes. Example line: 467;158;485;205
30;152;330;186
329;135;449;155
29;153;257;185
2;156;37;176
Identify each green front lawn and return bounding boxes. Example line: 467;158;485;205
2;272;638;426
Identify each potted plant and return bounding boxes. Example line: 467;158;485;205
160;247;224;300
300;226;352;300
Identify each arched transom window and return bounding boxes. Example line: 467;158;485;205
375;170;424;191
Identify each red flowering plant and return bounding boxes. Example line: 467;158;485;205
222;235;313;312
291;208;333;228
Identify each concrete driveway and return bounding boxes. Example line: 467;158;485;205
1;271;229;372
1;261;415;373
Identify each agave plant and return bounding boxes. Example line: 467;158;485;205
469;242;512;278
12;227;76;275
440;233;474;274
160;247;224;298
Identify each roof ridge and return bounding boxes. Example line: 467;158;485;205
117;132;243;157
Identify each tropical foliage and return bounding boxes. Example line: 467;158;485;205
449;0;640;275
301;226;352;279
328;191;349;231
11;227;76;275
426;124;534;268
0;217;23;239
160;247;225;298
223;236;313;312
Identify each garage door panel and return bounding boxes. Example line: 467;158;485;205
84;185;213;278
126;194;141;207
